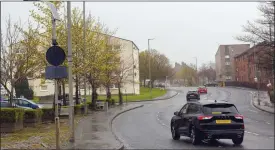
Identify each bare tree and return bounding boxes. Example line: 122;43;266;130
1;17;42;103
139;49;172;87
236;2;274;81
113;55;136;105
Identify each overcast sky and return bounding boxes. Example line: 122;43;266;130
1;2;259;67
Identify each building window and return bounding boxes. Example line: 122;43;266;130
225;58;230;62
225;46;229;55
225;62;230;65
226;76;232;80
40;85;48;91
225;55;230;58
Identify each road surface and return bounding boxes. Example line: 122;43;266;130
113;87;274;149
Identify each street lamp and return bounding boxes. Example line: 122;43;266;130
148;38;154;99
193;57;198;85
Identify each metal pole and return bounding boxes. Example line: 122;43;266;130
148;39;152;99
196;57;198;85
0;2;1;96
83;1;87;115
52;14;60;149
273;1;275;102
67;1;75;143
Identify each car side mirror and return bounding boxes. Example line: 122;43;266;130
174;111;179;116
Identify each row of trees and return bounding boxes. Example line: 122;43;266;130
138;49;215;87
1;2;133;107
139;49;173;87
173;62;197;86
197;62;216;85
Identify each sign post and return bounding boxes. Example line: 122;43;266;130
44;3;66;150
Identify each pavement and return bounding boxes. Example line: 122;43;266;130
251;91;274;114
226;86;274;114
112;87;274;149
65;103;143;149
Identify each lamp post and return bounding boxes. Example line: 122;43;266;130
193;57;198;86
67;1;75;143
273;2;275;102
148;38;154;99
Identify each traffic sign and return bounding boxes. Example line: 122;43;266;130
46;45;66;66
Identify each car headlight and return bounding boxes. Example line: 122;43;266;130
37;104;43;108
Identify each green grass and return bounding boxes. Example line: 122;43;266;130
85;87;167;102
32;96;40;103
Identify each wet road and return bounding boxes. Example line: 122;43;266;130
112;87;274;149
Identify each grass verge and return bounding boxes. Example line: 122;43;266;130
0;115;84;149
86;87;167;102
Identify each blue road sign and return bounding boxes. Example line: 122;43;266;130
46;45;66;66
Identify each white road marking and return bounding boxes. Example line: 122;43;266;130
266;122;271;124
248;109;258;113
269;137;274;139
245;131;252;134
252;133;259;136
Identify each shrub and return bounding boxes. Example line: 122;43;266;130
0;108;25;132
0;108;25;123
74;104;84;115
41;108;54;123
24;109;43;120
23;109;43;127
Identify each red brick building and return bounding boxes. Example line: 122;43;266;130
234;43;273;85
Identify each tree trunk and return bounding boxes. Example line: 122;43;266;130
62;80;66;106
118;83;123;105
75;74;79;105
9;82;14;105
106;84;111;105
91;83;97;110
143;79;146;87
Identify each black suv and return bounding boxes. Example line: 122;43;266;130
170;100;244;145
186;90;200;101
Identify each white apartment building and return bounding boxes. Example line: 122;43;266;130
28;34;140;98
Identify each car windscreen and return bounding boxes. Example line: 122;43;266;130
202;104;239;114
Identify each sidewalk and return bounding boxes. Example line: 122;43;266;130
251;91;274;114
65;103;143;149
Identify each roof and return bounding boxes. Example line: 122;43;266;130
190;100;232;105
99;32;140;50
215;44;250;56
234;41;271;58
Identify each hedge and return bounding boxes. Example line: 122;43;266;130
0;108;25;132
0;108;25;123
74;104;84;115
24;109;43;127
41;108;55;123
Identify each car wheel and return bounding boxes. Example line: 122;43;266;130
171;124;180;140
232;136;243;145
190;126;201;145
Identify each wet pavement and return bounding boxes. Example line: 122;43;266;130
65;103;142;149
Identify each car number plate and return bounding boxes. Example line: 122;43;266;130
216;120;231;124
190;95;194;96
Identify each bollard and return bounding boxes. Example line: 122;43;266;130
55;117;60;150
83;98;87;115
105;101;108;112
